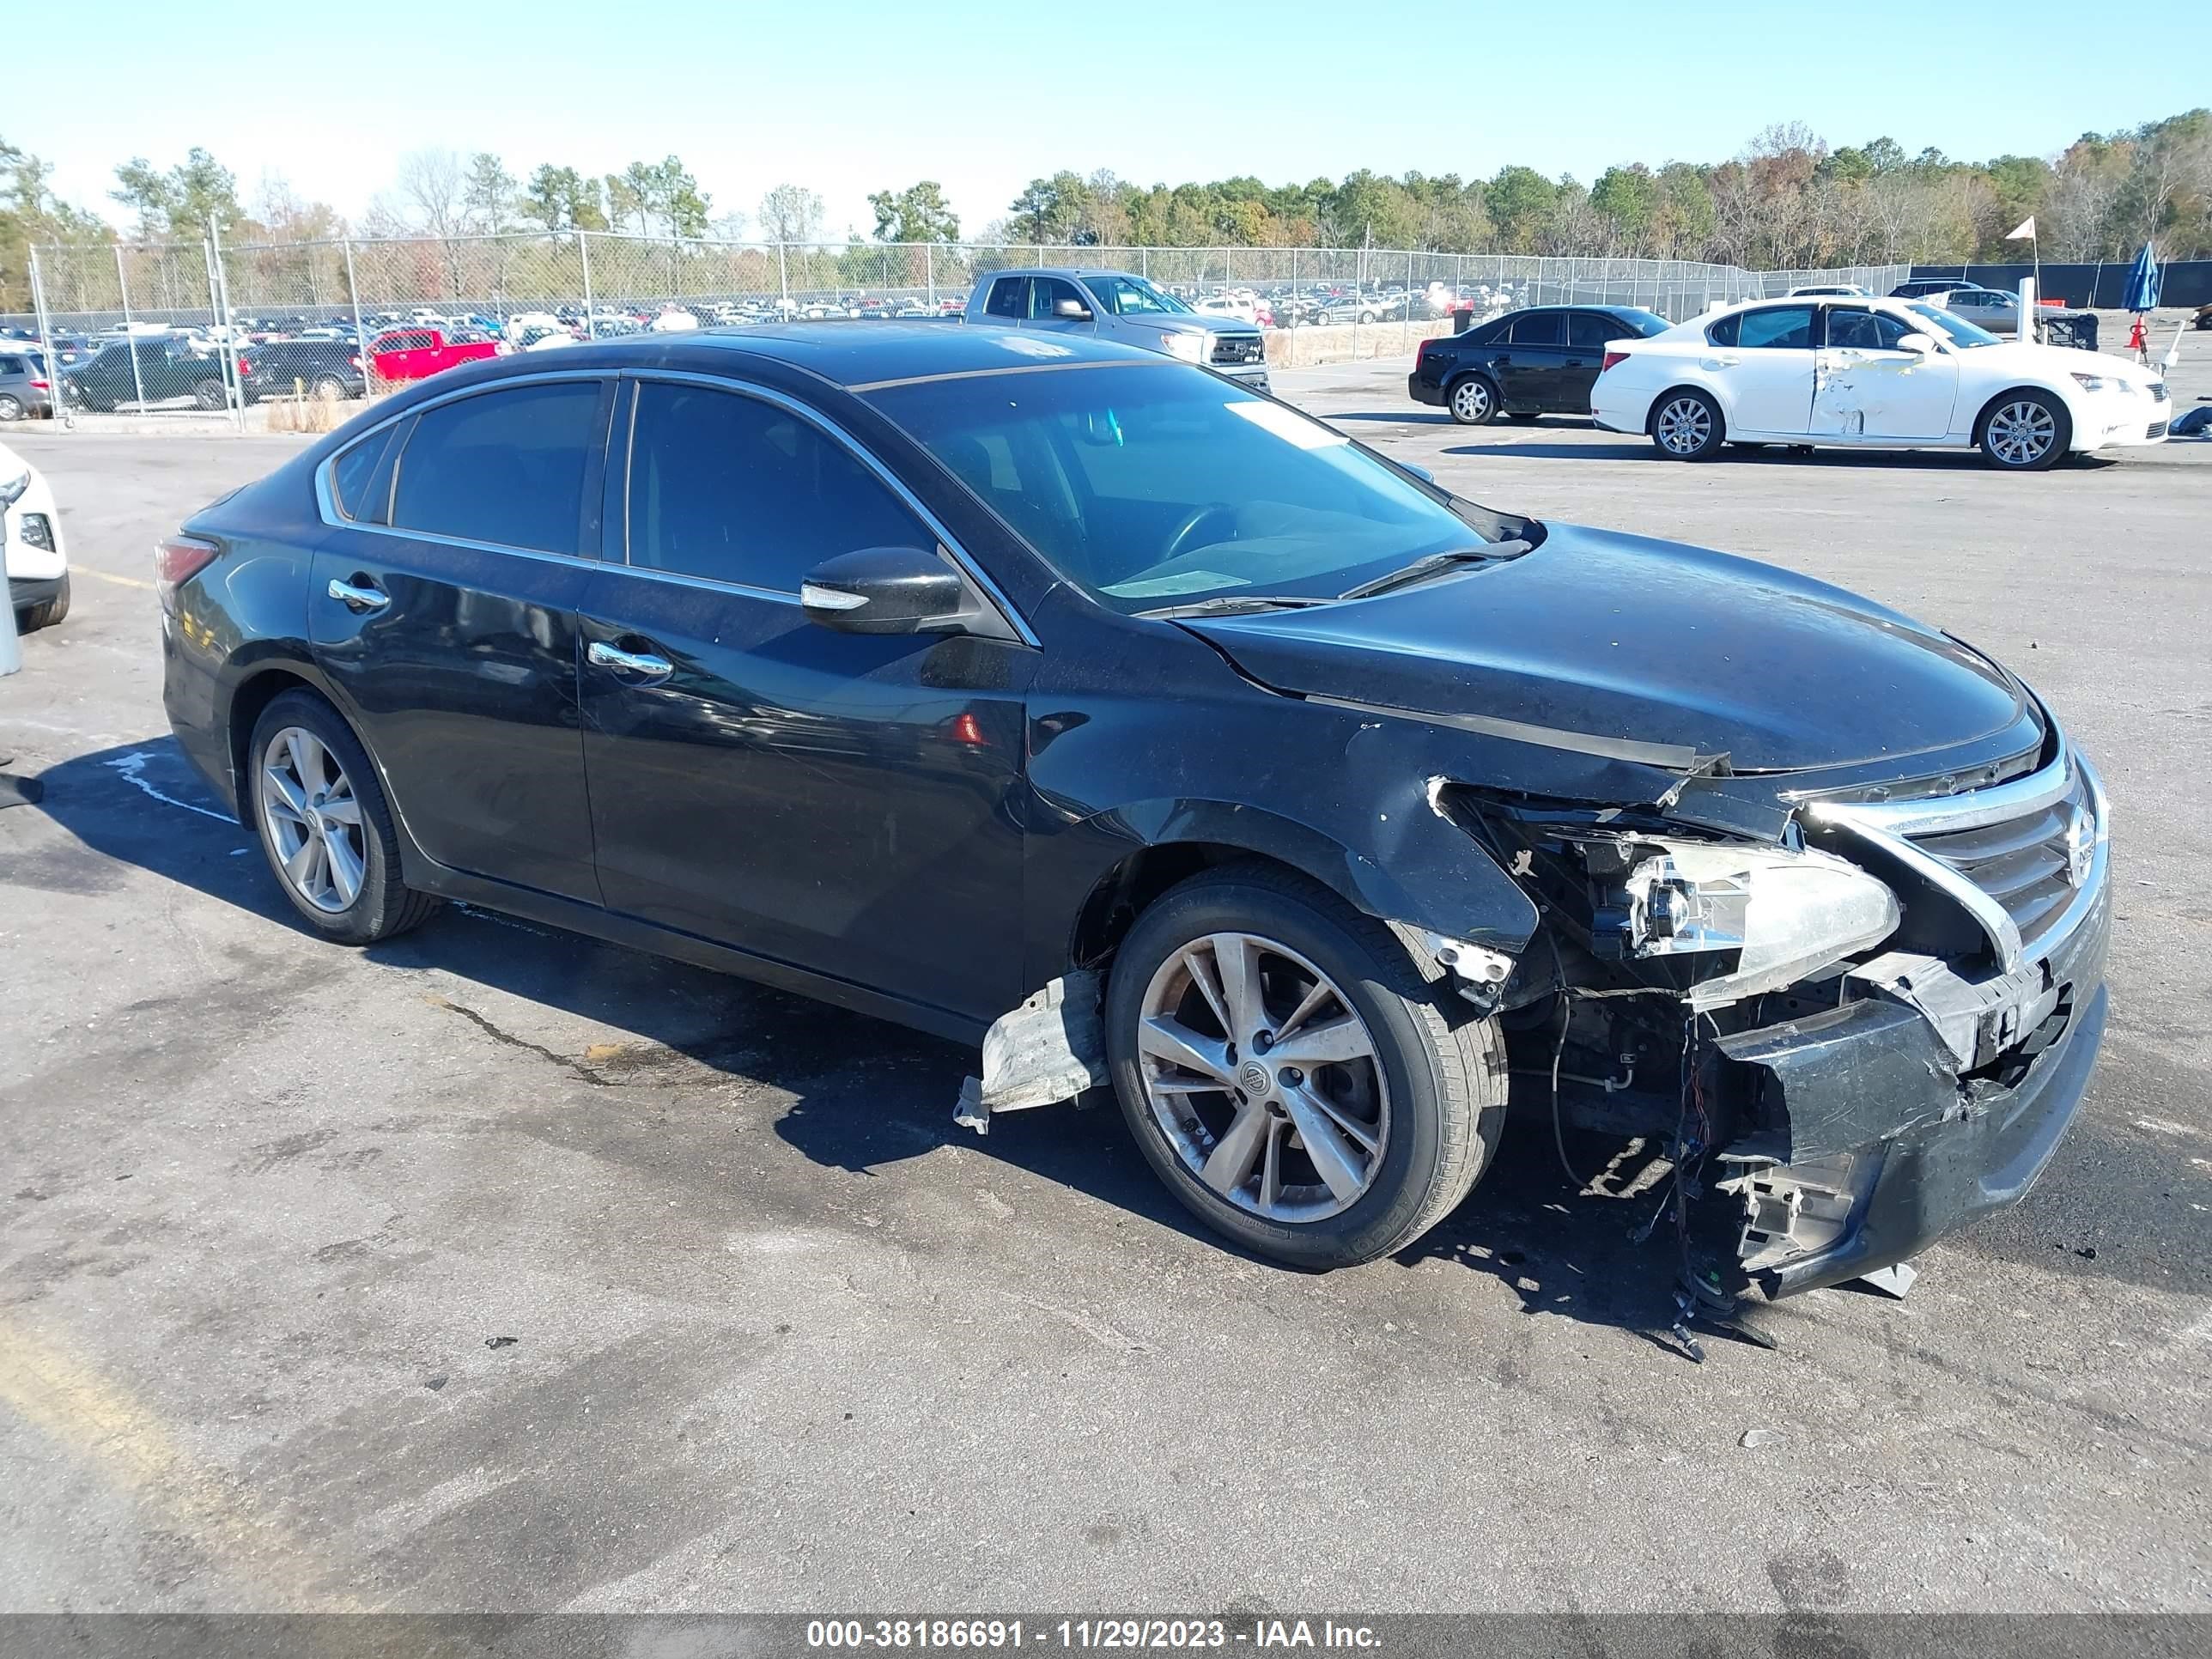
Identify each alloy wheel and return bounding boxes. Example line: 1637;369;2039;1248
1450;379;1492;422
1135;932;1389;1222
258;726;367;913
1986;400;2057;466
1655;395;1713;454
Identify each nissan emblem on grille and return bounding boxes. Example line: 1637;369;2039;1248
2063;805;2094;887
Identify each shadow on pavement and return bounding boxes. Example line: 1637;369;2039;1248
23;735;1222;1257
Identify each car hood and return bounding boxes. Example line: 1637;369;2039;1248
1163;313;1259;337
1182;523;2031;774
1974;339;2164;391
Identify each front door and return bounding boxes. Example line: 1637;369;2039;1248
1027;275;1097;336
577;375;1033;1028
309;375;611;904
1813;307;1960;441
1714;304;1817;435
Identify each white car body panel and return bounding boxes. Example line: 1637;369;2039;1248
1592;296;2169;458
1;437;67;586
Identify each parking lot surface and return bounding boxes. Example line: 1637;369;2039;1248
3;344;2209;1614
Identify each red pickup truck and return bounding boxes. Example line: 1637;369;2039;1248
368;327;501;385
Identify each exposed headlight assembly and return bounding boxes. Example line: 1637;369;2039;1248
1159;331;1209;364
1589;839;1899;1009
2069;372;2108;392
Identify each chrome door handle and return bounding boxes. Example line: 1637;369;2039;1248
326;577;388;611
587;641;673;679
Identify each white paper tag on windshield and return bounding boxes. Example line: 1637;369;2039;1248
1224;400;1347;449
1104;570;1245;598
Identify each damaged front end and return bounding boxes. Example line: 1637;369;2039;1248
1445;728;2112;1299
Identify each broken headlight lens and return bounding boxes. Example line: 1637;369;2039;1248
1595;840;1899;1009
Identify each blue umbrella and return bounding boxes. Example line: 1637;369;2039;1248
2123;241;2161;313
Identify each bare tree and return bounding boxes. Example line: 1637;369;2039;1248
396;149;470;296
757;183;825;246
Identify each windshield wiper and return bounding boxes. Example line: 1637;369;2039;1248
1338;540;1531;601
1136;594;1328;619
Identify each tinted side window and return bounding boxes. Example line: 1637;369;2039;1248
1462;319;1507;346
392;381;601;555
1825;308;1913;350
1566;313;1622;349
1508;311;1565;346
331;424;398;523
625;382;928;593
983;277;1025;319
1706;313;1740;347
0;356;22;375
1737;307;1815;349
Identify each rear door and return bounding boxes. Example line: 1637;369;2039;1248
978;276;1027;327
1711;304;1817;434
575;374;1034;1025
308;374;611;903
1496;310;1566;408
1813;306;1959;440
1562;313;1626;411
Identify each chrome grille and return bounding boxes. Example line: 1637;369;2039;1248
1903;764;2090;949
1211;334;1265;367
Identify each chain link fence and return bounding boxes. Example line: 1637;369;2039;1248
11;230;1908;431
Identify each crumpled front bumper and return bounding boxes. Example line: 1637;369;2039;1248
1711;758;2112;1298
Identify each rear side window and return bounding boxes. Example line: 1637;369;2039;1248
1735;307;1816;349
0;356;22;376
1566;313;1623;349
1461;319;1506;346
330;424;398;523
1706;313;1740;347
1507;311;1564;345
983;277;1026;319
624;381;928;592
391;381;602;555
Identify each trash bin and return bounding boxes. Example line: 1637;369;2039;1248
1451;306;1474;334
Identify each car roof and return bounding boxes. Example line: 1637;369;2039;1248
395;324;1175;393
984;267;1144;283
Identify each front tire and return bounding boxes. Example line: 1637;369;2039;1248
0;395;21;422
192;377;227;411
248;690;440;945
15;573;69;632
1105;864;1507;1270
311;373;348;400
1978;391;2069;471
1447;374;1499;426
1650;387;1725;460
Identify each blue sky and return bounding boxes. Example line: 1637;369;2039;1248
18;1;2210;240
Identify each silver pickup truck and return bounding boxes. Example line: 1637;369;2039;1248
964;267;1269;392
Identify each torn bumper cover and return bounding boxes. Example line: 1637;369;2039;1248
1714;843;2111;1298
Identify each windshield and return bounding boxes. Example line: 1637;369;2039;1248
869;362;1522;614
1906;302;2001;348
1088;274;1189;317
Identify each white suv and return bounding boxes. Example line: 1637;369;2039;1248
2;438;69;631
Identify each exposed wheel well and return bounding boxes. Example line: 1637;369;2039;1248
226;667;325;813
1971;385;2072;446
1070;842;1315;972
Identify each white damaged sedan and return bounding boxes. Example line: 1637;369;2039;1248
1592;295;2171;470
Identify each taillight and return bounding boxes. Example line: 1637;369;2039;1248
155;533;221;614
237;356;252;376
28;379;47;391
1600;350;1629;372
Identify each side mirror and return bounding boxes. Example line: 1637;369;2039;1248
1898;332;1937;356
800;545;969;635
1053;299;1093;321
1401;463;1435;483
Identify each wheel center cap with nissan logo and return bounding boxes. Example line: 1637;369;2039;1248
1239;1060;1271;1096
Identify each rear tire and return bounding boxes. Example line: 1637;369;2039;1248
15;573;70;632
247;690;440;946
311;374;347;400
0;395;21;422
192;378;227;411
1650;387;1725;460
1447;374;1499;426
1104;863;1507;1271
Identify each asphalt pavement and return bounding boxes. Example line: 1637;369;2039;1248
2;343;2209;1615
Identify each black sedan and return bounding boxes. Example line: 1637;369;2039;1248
155;328;2110;1302
1409;304;1670;424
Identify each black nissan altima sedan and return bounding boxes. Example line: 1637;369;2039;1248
157;327;2110;1300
